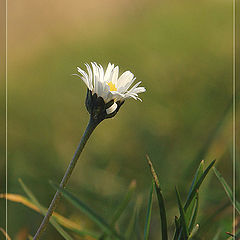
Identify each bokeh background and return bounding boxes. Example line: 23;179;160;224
1;0;238;239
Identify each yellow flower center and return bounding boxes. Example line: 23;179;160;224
108;82;117;91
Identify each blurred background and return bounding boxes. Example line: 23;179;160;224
0;0;238;239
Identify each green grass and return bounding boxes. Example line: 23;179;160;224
8;157;218;240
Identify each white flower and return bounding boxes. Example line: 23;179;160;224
74;62;146;114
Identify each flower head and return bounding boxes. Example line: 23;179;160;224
74;62;146;123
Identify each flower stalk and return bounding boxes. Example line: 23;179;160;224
33;62;145;239
33;117;98;240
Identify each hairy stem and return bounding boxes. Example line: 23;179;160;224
33;117;98;240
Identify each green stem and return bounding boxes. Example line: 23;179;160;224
33;117;98;240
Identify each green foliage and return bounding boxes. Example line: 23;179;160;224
125;206;139;240
43;158;214;240
147;157;215;240
175;187;189;239
212;230;221;240
147;155;168;240
19;179;74;240
17;179;100;239
143;182;154;240
213;168;240;239
184;160;216;211
5;157;220;240
50;181;124;240
174;160;215;240
99;180;136;240
188;194;199;235
214;167;240;215
110;180;136;225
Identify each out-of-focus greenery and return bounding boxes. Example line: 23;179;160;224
0;0;238;239
6;159;215;240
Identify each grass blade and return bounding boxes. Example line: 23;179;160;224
188;193;199;233
181;161;202;237
184;159;216;211
18;179;73;240
125;205;139;240
133;198;143;240
199;201;229;235
144;182;154;240
0;193;99;239
100;180;136;240
188;224;199;239
112;180;136;224
174;160;211;240
50;181;124;240
173;160;215;240
173;216;180;240
175;187;189;239
184;101;231;178
186;160;204;206
0;228;11;240
146;155;168;240
212;229;221;240
213;167;240;214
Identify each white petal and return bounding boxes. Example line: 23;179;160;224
123;84;146;101
112;66;119;85
97;81;104;97
124;77;136;91
91;62;99;93
117;71;134;88
133;87;146;94
104;63;114;82
74;71;90;89
118;75;136;93
98;63;105;82
84;63;93;90
123;92;138;100
77;67;89;81
111;91;125;101
106;102;118;114
101;82;110;99
127;81;142;93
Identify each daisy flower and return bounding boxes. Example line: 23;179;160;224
74;62;146;116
